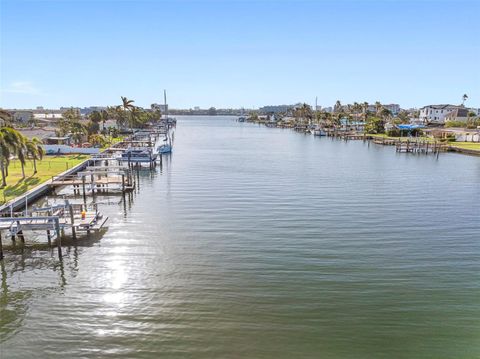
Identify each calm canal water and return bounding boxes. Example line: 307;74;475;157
1;116;480;358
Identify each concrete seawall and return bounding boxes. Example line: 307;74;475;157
448;146;480;156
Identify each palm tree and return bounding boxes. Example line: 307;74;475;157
26;138;44;174
379;107;392;131
362;102;369;123
462;94;468;106
70;122;87;145
0;109;12;125
334;100;342;113
120;97;135;130
100;109;109;131
0;127;24;181
121;96;135;111
0;131;12;187
16;136;28;179
375;101;382;116
299;103;312;125
129;106;143;129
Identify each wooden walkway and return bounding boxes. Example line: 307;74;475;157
0;201;108;260
396;141;447;154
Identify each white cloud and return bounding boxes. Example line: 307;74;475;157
3;81;40;95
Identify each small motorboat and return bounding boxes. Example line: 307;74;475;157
313;126;326;136
158;143;172;154
157;134;172;154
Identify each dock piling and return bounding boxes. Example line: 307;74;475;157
54;218;62;260
0;231;3;260
67;201;76;240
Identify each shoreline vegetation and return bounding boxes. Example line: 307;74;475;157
242;102;480;154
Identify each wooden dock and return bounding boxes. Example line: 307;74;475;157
51;167;135;194
395;141;447;154
0;201;108;260
0;125;173;261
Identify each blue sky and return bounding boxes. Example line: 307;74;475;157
1;0;478;109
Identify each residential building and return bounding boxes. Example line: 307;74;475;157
367;104;400;115
383;104;400;115
419;104;462;124
151;103;168;113
33;113;63;122
444;108;470;123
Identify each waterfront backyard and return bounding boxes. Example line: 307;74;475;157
0;155;88;205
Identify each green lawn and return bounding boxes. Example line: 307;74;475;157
449;142;480;151
0;155;89;205
368;134;434;142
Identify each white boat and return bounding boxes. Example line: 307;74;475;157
157;90;174;154
313;127;326;136
158;143;172;154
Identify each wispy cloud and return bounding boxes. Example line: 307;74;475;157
2;81;40;95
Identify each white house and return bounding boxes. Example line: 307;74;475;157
419;104;462;124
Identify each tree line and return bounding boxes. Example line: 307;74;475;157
57;96;162;147
249;101;400;134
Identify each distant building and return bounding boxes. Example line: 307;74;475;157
367;104;400;115
383;104;400;115
470;108;480;116
194;106;200;111
258;105;293;114
419;104;462;124
33;113;63;121
60;107;81;113
80;106;107;115
12;110;33;123
151;103;168;113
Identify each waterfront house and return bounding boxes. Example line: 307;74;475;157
419;104;462;124
444;108;470;123
340;118;365;132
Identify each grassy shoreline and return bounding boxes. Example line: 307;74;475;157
368;134;480;152
0;155;89;205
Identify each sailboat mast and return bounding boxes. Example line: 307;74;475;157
164;89;168;120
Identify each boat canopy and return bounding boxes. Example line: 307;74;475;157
396;124;425;130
